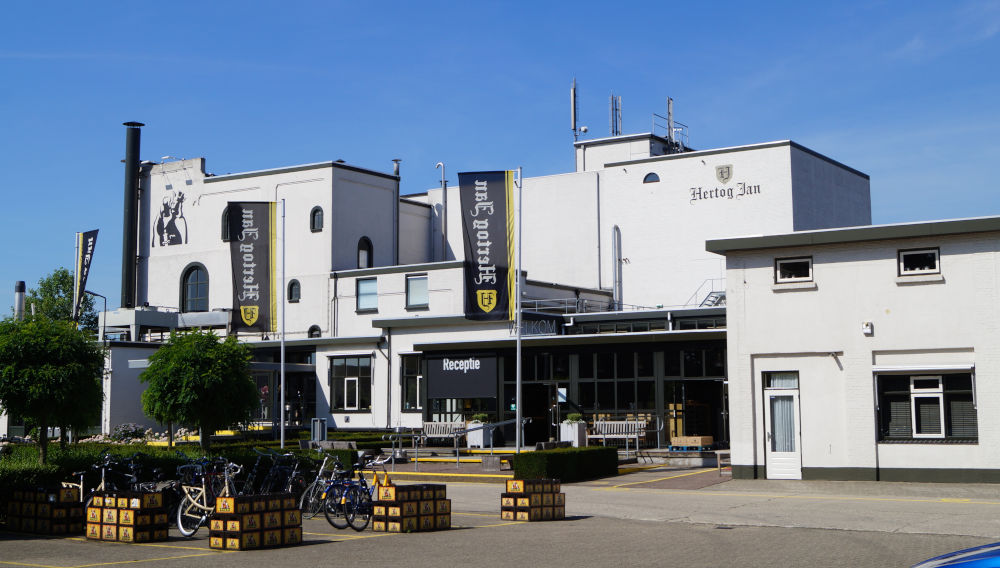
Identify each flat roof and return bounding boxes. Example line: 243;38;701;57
706;215;1000;255
204;160;398;183
605;140;868;180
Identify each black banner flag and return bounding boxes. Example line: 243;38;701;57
72;229;99;321
228;202;277;333
459;171;515;321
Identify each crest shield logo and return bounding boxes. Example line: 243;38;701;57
476;290;497;313
240;306;260;326
716;165;733;184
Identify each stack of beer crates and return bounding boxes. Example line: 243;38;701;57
208;492;302;551
85;490;168;542
500;479;565;522
5;487;84;535
371;483;451;533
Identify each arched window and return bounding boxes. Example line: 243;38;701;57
221;208;230;241
288;279;301;303
642;173;660;183
310;207;324;232
357;236;373;269
181;263;209;312
308;325;321;338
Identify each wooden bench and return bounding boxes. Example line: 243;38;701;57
587;420;647;454
420;421;465;444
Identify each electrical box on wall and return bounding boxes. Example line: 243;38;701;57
861;321;874;336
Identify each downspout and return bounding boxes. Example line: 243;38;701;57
385;328;392;429
393;160;400;265
331;273;339;337
595;171;602;290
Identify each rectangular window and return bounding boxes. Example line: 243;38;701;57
356;278;378;312
402;355;423;411
898;248;940;275
329;355;372;411
775;257;813;283
877;373;976;441
405;274;428;309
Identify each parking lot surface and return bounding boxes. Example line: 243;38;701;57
3;468;1000;567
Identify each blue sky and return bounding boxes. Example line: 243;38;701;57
2;1;998;313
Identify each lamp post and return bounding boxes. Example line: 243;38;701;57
85;290;107;346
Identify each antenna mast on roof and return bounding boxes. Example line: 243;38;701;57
570;78;589;141
609;92;622;136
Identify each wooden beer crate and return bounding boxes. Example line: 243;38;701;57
435;499;451;514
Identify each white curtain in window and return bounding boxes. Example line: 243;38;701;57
770;395;796;452
768;372;799;389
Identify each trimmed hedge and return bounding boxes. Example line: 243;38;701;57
0;441;375;505
511;446;618;482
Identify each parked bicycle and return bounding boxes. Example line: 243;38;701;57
240;448;306;497
62;450;160;508
321;452;391;531
298;451;342;519
175;457;241;537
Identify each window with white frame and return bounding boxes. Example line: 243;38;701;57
330;356;371;411
402;355;423;411
877;374;976;441
774;257;812;283
356;278;377;312
898;248;940;275
406;274;428;309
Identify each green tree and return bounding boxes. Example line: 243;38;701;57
0;317;104;464
23;267;99;332
140;330;257;451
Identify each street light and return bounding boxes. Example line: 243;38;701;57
85;290;107;346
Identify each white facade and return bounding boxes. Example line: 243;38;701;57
425;138;871;308
83;130;873;450
711;217;1000;482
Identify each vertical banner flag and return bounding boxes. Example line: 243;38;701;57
228;202;277;333
458;171;515;321
72;229;99;321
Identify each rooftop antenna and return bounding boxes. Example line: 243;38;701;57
570;78;588;141
609;91;622;136
667;97;675;145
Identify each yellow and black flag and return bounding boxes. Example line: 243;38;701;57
72;229;99;321
459;171;515;321
228;202;277;333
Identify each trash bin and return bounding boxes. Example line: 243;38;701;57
310;418;327;442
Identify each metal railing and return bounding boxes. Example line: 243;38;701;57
447;418;532;464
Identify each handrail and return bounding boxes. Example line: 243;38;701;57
448;418;531;464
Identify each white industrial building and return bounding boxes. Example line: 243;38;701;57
5;121;886;464
709;217;1000;482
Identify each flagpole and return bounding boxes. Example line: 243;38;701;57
515;167;523;454
280;199;286;449
72;233;80;322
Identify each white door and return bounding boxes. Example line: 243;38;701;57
764;389;802;480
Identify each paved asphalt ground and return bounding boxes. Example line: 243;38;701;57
3;465;1000;568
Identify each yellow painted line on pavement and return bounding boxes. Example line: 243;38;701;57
63;538;214;552
596;484;1000;506
71;553;223;568
613;468;716;488
617;464;667;475
303;531;390;540
453;512;501;517
0;562;65;568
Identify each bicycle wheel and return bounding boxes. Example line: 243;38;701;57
347;487;371;531
322;485;349;529
176;493;207;537
299;481;325;519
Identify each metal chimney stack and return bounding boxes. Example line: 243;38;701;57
120;121;143;309
14;281;25;321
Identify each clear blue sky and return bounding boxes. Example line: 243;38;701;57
2;1;998;313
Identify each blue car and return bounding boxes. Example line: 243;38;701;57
914;543;1000;567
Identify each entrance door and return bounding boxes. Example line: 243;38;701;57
764;389;801;479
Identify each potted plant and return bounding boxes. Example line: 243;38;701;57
560;413;587;447
466;413;492;448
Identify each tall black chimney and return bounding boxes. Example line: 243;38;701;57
120;121;144;308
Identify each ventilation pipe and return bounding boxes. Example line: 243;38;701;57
612;225;623;310
14;281;25;321
120;122;144;308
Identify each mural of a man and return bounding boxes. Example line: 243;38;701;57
153;191;188;246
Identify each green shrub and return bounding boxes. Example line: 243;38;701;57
511;446;618;482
